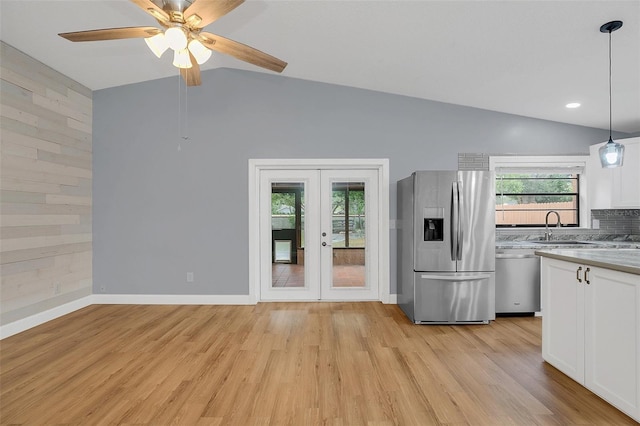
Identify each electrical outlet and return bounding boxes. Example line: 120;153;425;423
592;219;600;229
186;272;194;283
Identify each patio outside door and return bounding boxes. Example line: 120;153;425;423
260;168;379;301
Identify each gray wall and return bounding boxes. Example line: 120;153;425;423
93;68;621;296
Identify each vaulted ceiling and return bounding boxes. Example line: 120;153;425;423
1;0;638;133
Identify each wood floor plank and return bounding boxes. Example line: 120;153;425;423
1;303;637;425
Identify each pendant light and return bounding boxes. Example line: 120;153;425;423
598;20;625;168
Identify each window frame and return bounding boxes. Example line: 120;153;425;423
489;155;591;229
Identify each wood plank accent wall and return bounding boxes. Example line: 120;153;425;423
0;42;93;325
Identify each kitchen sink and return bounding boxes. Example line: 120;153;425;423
531;241;595;245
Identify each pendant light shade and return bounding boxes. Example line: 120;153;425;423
598;20;624;168
599;137;625;167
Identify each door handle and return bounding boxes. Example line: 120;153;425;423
451;182;458;261
576;266;582;283
322;242;332;247
585;267;590;284
456;180;463;261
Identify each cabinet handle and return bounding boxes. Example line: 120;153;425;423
585;267;590;284
576;266;582;283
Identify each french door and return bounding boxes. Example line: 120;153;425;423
259;168;379;300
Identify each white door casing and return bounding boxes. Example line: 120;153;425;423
260;168;378;301
248;159;390;303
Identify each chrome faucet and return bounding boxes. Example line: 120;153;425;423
545;211;562;241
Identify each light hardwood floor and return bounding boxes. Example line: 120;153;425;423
0;303;636;425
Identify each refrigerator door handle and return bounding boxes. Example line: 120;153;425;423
457;180;464;261
451;182;458;261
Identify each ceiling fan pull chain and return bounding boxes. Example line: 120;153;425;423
183;70;189;141
176;69;190;143
177;70;182;145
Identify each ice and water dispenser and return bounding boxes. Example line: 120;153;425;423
423;208;444;241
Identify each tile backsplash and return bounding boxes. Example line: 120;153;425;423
497;209;640;242
591;209;640;235
458;153;490;171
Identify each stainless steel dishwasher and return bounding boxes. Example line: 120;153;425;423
495;249;540;314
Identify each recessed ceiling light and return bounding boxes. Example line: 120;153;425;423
566;102;581;109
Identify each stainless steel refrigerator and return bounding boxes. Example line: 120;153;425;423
397;171;495;324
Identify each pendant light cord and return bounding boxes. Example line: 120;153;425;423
608;29;612;141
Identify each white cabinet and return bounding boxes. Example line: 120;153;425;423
585;265;640;418
541;258;585;382
612;137;640;207
541;257;640;421
589;137;640;209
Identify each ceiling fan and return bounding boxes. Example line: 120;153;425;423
58;0;287;86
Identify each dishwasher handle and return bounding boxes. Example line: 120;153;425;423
496;253;539;259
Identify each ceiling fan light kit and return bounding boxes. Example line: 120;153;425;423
598;20;625;168
164;26;188;51
173;48;192;69
187;39;212;64
144;33;168;58
58;0;287;86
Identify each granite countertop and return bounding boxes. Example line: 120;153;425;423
534;249;640;275
497;240;640;250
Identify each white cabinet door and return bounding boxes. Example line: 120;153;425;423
542;257;640;422
612;137;640;208
541;257;585;383
585;266;640;420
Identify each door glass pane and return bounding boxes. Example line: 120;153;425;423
331;182;365;288
271;183;305;288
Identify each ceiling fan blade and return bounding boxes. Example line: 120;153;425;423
184;0;245;28
180;52;202;86
130;0;171;25
199;32;287;73
59;27;161;42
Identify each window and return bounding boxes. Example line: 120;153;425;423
496;172;579;227
271;183;304;248
331;183;365;248
489;156;589;228
270;182;367;248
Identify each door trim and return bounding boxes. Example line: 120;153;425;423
248;159;390;303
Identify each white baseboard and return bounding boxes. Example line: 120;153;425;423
2;293;393;340
0;296;93;339
92;294;255;305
